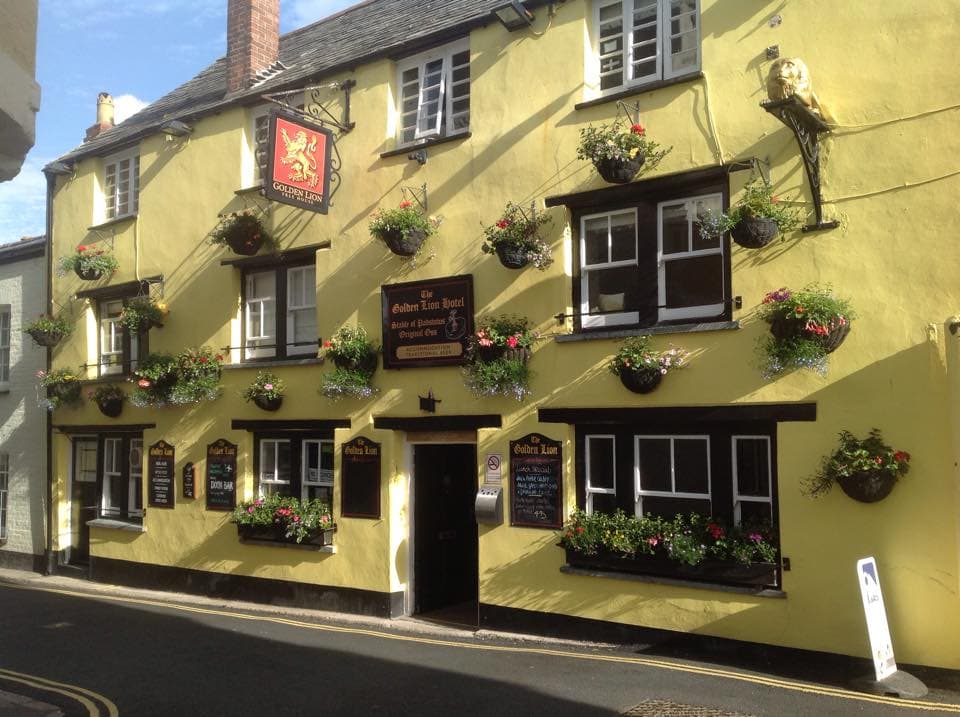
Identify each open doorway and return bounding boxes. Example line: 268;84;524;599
413;443;478;628
68;437;98;565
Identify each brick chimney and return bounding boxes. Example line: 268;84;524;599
84;92;114;141
226;0;280;94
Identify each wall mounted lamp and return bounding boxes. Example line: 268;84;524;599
408;149;427;166
493;0;534;31
160;120;193;137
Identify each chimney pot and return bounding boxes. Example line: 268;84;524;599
83;91;115;142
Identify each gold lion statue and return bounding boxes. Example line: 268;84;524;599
766;57;832;122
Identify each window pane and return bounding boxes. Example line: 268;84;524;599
277;441;292;482
736;439;770;497
610;213;636;262
663;254;723;308
661;203;689;255
585;266;636;314
693;196;722;251
583;216;609;266
638;438;671;492
598;2;624;90
739;501;772;525
590;492;619;515
674;439;708;494
641;496;710;520
587;436;615;490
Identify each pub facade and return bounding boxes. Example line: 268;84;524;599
43;0;960;670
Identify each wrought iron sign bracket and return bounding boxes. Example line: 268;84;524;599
402;183;428;213
761;96;839;233
263;79;356;135
726;156;770;187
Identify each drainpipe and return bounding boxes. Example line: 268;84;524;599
42;169;55;575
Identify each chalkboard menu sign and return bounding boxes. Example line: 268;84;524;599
342;437;381;519
148;440;175;508
183;462;195;499
381;275;474;369
510;433;563;529
205;440;237;511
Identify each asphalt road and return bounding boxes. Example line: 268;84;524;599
0;575;958;716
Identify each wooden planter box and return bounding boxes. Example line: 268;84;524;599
564;548;777;588
237;523;336;549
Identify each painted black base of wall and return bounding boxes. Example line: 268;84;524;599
90;557;404;618
0;548;45;573
479;603;960;687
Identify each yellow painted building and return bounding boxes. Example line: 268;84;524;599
43;0;960;670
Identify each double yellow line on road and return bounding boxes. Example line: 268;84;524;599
0;667;118;716
4;579;960;714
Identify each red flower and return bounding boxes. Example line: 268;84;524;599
215;354;224;362
506;335;519;348
322;341;332;349
399;200;413;209
771;195;780;203
199;356;208;363
496;219;511;229
708;522;725;540
893;451;910;463
137;378;151;388
575;526;585;534
794;306;804;315
630;123;645;136
76;244;87;252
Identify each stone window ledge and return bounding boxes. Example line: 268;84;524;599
86;518;146;533
560;565;785;598
555;320;739;343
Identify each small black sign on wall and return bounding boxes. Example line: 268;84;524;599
206;439;237;511
183;462;195;499
342;437;381;519
510;433;563;529
148;440;175;509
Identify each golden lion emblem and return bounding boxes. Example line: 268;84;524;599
279;128;319;188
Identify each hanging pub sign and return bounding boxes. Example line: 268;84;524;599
381;275;474;369
147;440;176;509
509;433;563;529
264;108;334;214
341;437;381;519
205;439;237;511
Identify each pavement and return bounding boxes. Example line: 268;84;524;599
1;566;959;716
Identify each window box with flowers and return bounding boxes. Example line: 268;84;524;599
118;296;167;333
130;353;179;407
320;325;379;400
369;200;441;257
756;285;855;379
608;336;689;394
804;429;911;503
57;244;119;281
576;121;670;184
698;179;802;249
24;313;72;347
463;316;538;401
233;495;336;549
210;209;276;256
559;510;779;588
36;368;83;410
481;202;553;270
242;371;286;411
89;383;126;418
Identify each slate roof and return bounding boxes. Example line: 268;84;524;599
51;0;551;167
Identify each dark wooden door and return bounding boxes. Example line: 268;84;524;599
414;444;478;614
70;438;98;563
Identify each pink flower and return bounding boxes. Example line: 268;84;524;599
478;337;493;347
247;506;254;513
263;383;274;391
496;219;510;229
506;335;519;348
137;378;151;388
647;536;659;547
254;499;263;507
749;533;763;543
35;370;46;379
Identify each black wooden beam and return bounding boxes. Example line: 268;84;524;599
373;415;502;431
538;403;816;425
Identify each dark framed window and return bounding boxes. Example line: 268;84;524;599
572;172;729;331
242;261;317;361
96;433;143;523
254;431;334;505
98;297;148;376
576;421;776;529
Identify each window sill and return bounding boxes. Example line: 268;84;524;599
88;215;137;232
239;537;336;553
575;72;704;112
87;518;146;533
223;357;323;370
235;185;265;197
380;132;471;159
555;320;739;343
560;565;785;598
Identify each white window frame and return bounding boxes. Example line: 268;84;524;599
128;439;144;518
0;305;10;387
634;434;711;516
250;106;271;186
101;437;123;515
656;192;724;322
732;435;773;526
285;265;317;357
0;452;9;541
245;270;277;360
591;0;701;96
259;438;292;497
395;38;470;147
301;438;334;503
102;148;140;221
100;299;125;375
585;434;617;515
580;208;639;329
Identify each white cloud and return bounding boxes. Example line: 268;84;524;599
0;156;50;245
113;94;150;124
286;0;361;30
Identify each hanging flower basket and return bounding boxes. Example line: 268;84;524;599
495;244;530;269
57;244;119;280
769;316;851;354
210;210;275;256
76;266;103;281
28;329;64;347
836;469;899;503
253;394;283;412
370;201;441;258
618;366;663;394
332;349;379;373
481;202;553;271
730;217;780;248
594;156;645;184
379;227;426;257
97;397;124;418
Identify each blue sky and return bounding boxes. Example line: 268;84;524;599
0;0;358;245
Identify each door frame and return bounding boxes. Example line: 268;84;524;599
404;430;477;617
65;434;97;565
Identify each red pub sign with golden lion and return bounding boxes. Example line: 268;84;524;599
265;109;334;213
